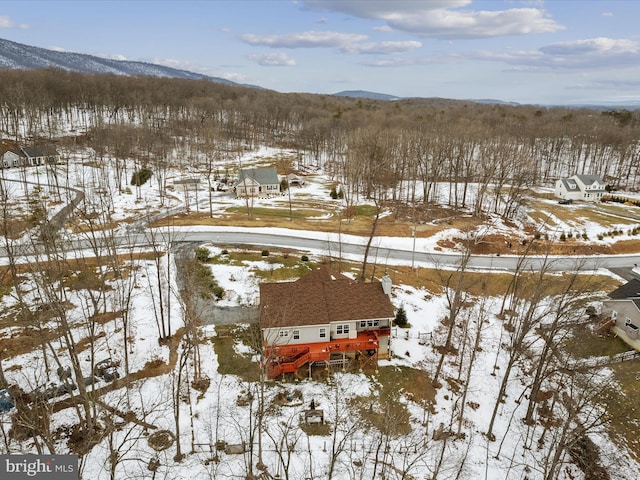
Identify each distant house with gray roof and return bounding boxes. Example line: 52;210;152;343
235;167;280;197
21;145;60;166
555;174;607;202
1;145;60;168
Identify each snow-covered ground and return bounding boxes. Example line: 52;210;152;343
0;145;638;479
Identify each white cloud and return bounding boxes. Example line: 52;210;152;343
240;30;366;48
540;37;639;56
241;30;420;57
602;12;614;17
0;15;27;29
303;0;563;39
387;8;563;38
247;52;296;66
459;37;640;69
341;40;421;55
303;0;470;18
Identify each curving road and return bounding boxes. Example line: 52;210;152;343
2;171;639;274
4;225;640;274
115;228;640;273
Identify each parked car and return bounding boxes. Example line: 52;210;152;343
0;389;14;412
93;358;120;382
558;198;573;205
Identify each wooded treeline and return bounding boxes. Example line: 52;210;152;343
1;68;639;219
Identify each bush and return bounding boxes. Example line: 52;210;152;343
194;247;210;263
330;186;338;199
261;250;269;257
301;255;309;262
212;285;225;300
131;167;153;186
394;306;408;328
560;232;566;241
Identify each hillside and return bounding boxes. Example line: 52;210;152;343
0;37;239;85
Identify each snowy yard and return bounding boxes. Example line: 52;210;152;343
0;145;639;480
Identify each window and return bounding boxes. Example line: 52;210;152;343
336;324;349;335
625;318;638;331
360;321;367;328
293;330;300;340
611;310;618;320
278;330;289;338
319;328;326;338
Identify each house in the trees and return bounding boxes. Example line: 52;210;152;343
259;267;395;378
235;167;280;197
1;145;60;168
601;279;640;351
555;174;607;202
21;146;61;166
1;149;24;168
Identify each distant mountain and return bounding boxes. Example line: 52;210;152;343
0;37;241;86
333;90;401;101
470;99;522;106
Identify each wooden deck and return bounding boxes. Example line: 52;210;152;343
265;328;390;378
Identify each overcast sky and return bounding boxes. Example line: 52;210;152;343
1;0;639;105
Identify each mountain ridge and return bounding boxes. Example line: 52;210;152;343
0;37;240;86
1;36;639;110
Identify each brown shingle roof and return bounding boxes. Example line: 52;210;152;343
259;267;394;328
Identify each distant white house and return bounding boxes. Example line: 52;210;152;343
1;145;60;168
235;167;280;197
555;174;607;202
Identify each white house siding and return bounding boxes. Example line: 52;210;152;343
602;299;640;350
2;151;20;168
378;336;390;357
330;320;356;340
355;318;391;332
263;324;328;347
556;175;606;202
235;178;260;197
555;180;582;201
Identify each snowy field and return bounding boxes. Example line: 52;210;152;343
0;145;639;479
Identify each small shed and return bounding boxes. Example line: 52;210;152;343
287;173;305;187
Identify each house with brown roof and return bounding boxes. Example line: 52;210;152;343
602;278;640;351
259;267;395;378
